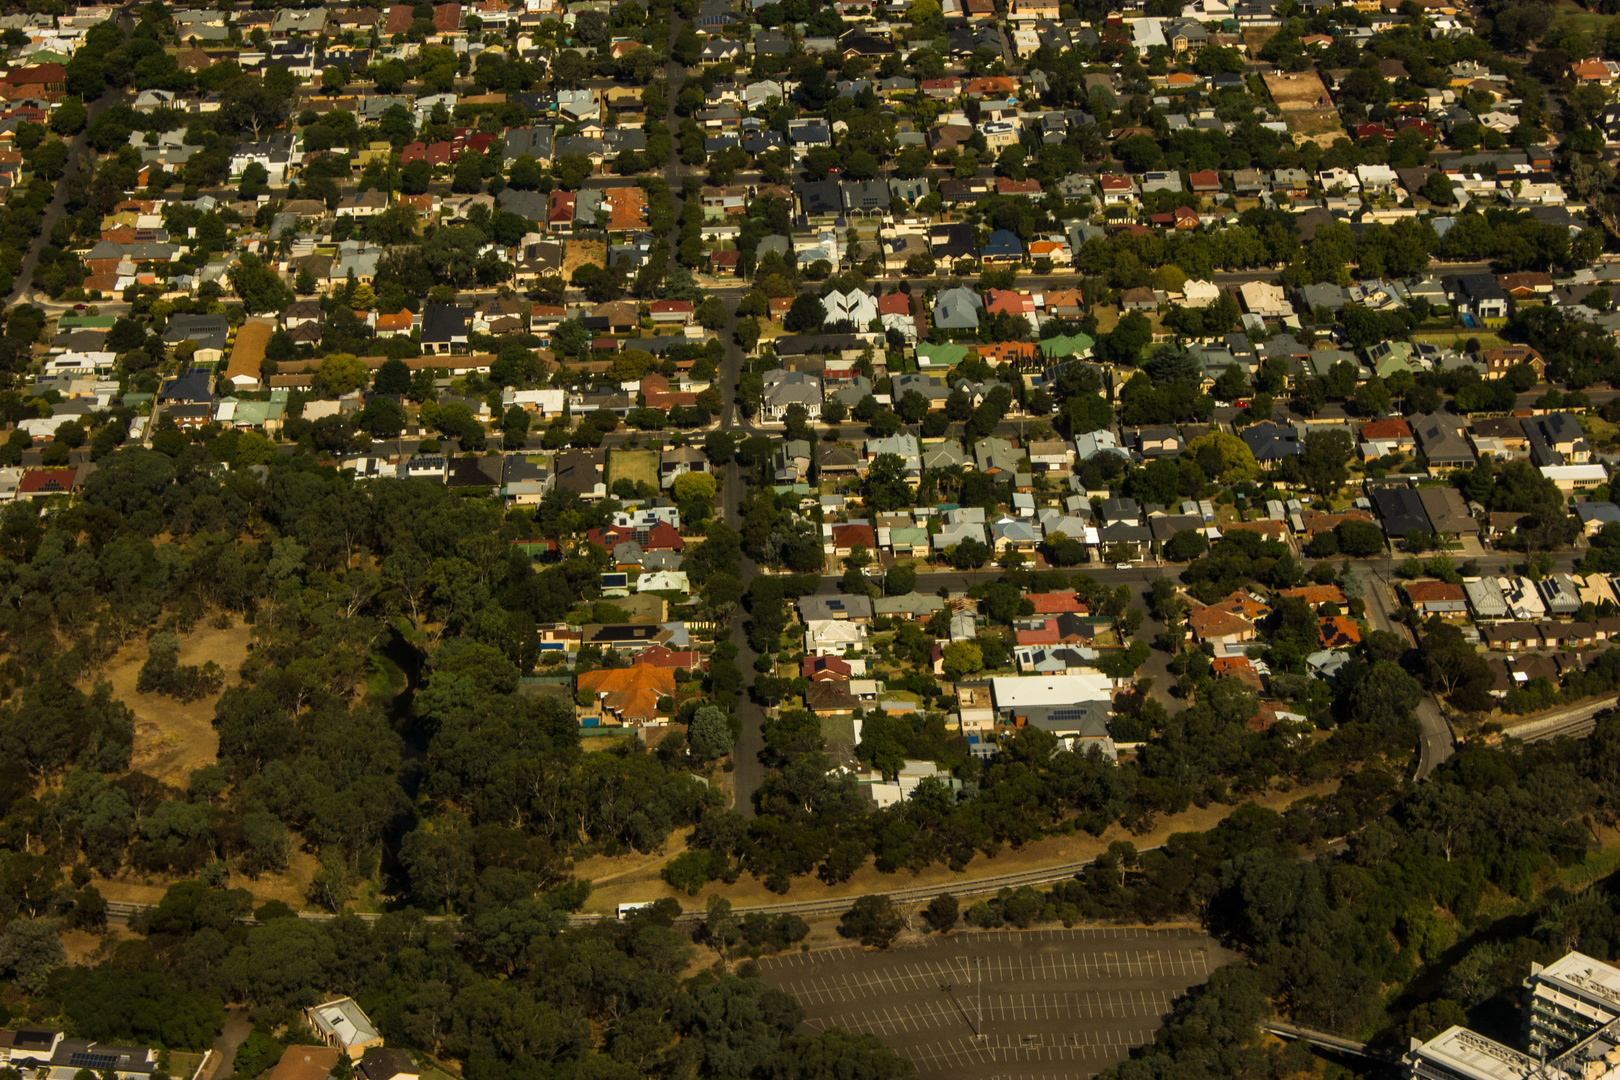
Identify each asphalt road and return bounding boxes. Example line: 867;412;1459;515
1354;560;1455;777
755;928;1230;1080
650;14;762;820
720;302;768;819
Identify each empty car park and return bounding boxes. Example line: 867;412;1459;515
757;926;1228;1080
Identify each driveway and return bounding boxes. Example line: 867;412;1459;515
205;1008;254;1080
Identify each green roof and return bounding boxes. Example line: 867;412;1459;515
820;713;859;747
58;316;116;330
916;343;973;366
1040;334;1096;359
231;400;284;425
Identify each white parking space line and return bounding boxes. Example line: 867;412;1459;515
811;988;1178;1033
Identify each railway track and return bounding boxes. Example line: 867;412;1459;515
100;832;1358;930
100;853;1124;929
1503;699;1618;745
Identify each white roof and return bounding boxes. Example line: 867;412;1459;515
1542;464;1608;480
990;674;1112;708
806;620;865;643
635;571;690;592
1406;1027;1539;1080
1532;951;1620;1010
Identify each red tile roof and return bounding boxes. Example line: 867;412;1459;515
1027;591;1086;614
432;3;462;31
1187;605;1254;640
2;63;64;86
975;341;1038;366
603;187;649;231
832;523;876;549
634;644;704;670
1300;509;1373;534
1015;619;1060;646
1279;584;1346;608
996;178;1042;196
802;655;853;680
985;288;1034;315
1359;417;1413;441
1319;616;1362;649
1211;656;1262;691
18;468;75;494
964;76;1016;94
1404;581;1467;604
384;4;414;33
577;665;674;722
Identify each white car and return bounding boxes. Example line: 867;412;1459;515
1115;563;1132;570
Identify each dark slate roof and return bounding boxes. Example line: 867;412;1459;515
159;368;214;404
1371;486;1429;539
1239;421;1302;460
796;180;844;216
421;303;471;342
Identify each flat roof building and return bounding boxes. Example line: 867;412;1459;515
1526;952;1620;1057
989;674;1113;719
1405;953;1620;1080
1406;1025;1542;1080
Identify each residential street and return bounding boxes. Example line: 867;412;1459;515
2;4;136;307
717;298;768;817
794;550;1591;784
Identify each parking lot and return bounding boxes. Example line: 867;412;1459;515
757;927;1228;1080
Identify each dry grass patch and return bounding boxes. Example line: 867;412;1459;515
1263;71;1333;111
563;239;608;278
96;621;254;786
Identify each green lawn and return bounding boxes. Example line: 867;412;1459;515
1413;330;1510;350
1560;843;1620;890
1552;0;1618;33
168;1053;206;1080
607;449;659;490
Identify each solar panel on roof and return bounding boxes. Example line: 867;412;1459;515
70;1053;119;1071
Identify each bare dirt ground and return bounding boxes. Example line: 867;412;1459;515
580;780;1342;914
1286;110;1349;149
95;622;255;787
1262;71;1333;111
62;925;126;965
1242;27;1280;56
563;239;608;279
82;620;327;909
